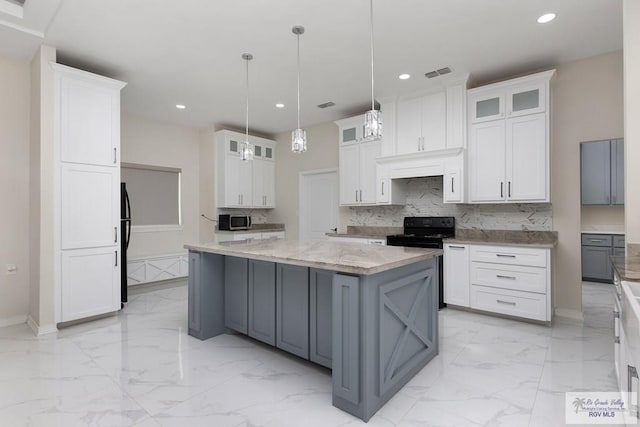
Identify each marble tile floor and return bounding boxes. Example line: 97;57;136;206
0;282;617;427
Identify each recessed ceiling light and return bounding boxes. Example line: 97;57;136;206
275;103;285;108
399;74;411;80
175;104;186;110
537;13;556;24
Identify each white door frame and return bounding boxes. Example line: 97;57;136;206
299;168;339;241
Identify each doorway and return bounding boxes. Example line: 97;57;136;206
299;169;339;241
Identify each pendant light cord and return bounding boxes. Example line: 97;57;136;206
296;32;301;130
370;0;375;111
245;57;249;142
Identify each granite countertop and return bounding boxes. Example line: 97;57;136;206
581;225;625;235
215;223;285;234
444;229;558;248
612;256;640;282
326;225;403;239
184;239;442;275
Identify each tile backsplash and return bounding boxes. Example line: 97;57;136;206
348;177;552;231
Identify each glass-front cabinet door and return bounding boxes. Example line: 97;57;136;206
506;82;546;117
469;91;504;123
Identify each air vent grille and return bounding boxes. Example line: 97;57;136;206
425;67;452;79
317;101;336;109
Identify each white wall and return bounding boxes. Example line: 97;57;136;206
121;114;201;257
552;50;624;317
624;0;640;246
0;55;30;326
269;121;348;239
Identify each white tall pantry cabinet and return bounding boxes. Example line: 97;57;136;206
53;64;127;323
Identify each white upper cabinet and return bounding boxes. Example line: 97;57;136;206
506;81;546;118
338;140;380;206
469;91;504;124
54;64;126;167
468;120;507;202
215;130;277;209
467;70;554;203
396;91;446;154
378;76;468;158
252;138;276;208
506;113;547;201
337;115;381;206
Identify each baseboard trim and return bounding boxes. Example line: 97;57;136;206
0;314;27;328
27;315;58;336
554;308;584;325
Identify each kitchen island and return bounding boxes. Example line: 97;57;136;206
184;238;442;422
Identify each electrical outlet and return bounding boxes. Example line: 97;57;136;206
6;264;17;275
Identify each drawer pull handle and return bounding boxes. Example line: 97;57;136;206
589;239;604;243
448;245;466;249
496;254;516;258
496;299;516;306
496;275;516;280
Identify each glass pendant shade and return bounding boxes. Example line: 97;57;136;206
291;128;307;153
363;109;382;139
240;139;254;161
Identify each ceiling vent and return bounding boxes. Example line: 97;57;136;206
317;101;336;109
425;67;452;79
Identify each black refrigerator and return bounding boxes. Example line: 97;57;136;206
121;183;132;306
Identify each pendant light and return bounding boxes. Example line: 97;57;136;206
363;0;382;139
240;53;254;161
291;25;307;153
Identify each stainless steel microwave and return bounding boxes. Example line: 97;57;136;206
218;214;251;230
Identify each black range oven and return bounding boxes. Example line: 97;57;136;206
386;217;455;309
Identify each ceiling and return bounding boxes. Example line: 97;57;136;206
0;0;623;135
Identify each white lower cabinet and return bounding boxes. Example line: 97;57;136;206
470;285;547;321
61;246;120;322
215;231;285;242
443;244;470;307
444;243;552;322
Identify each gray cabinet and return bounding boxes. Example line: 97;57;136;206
582;245;613;282
248;260;276;345
612;139;624;205
310;268;334;368
581;233;625;283
276;264;310;359
581;139;624;205
224;256;248;333
188;252;226;340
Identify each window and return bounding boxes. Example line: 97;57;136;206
121;163;182;230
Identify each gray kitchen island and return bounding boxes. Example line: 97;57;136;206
184;238;442;422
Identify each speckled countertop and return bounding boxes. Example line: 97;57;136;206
612;256;640;282
185;239;442;275
444;229;558;248
215;223;285;234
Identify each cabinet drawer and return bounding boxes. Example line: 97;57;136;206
470;285;547;321
471;262;546;294
581;234;613;247
614;235;626;249
470;245;547;268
